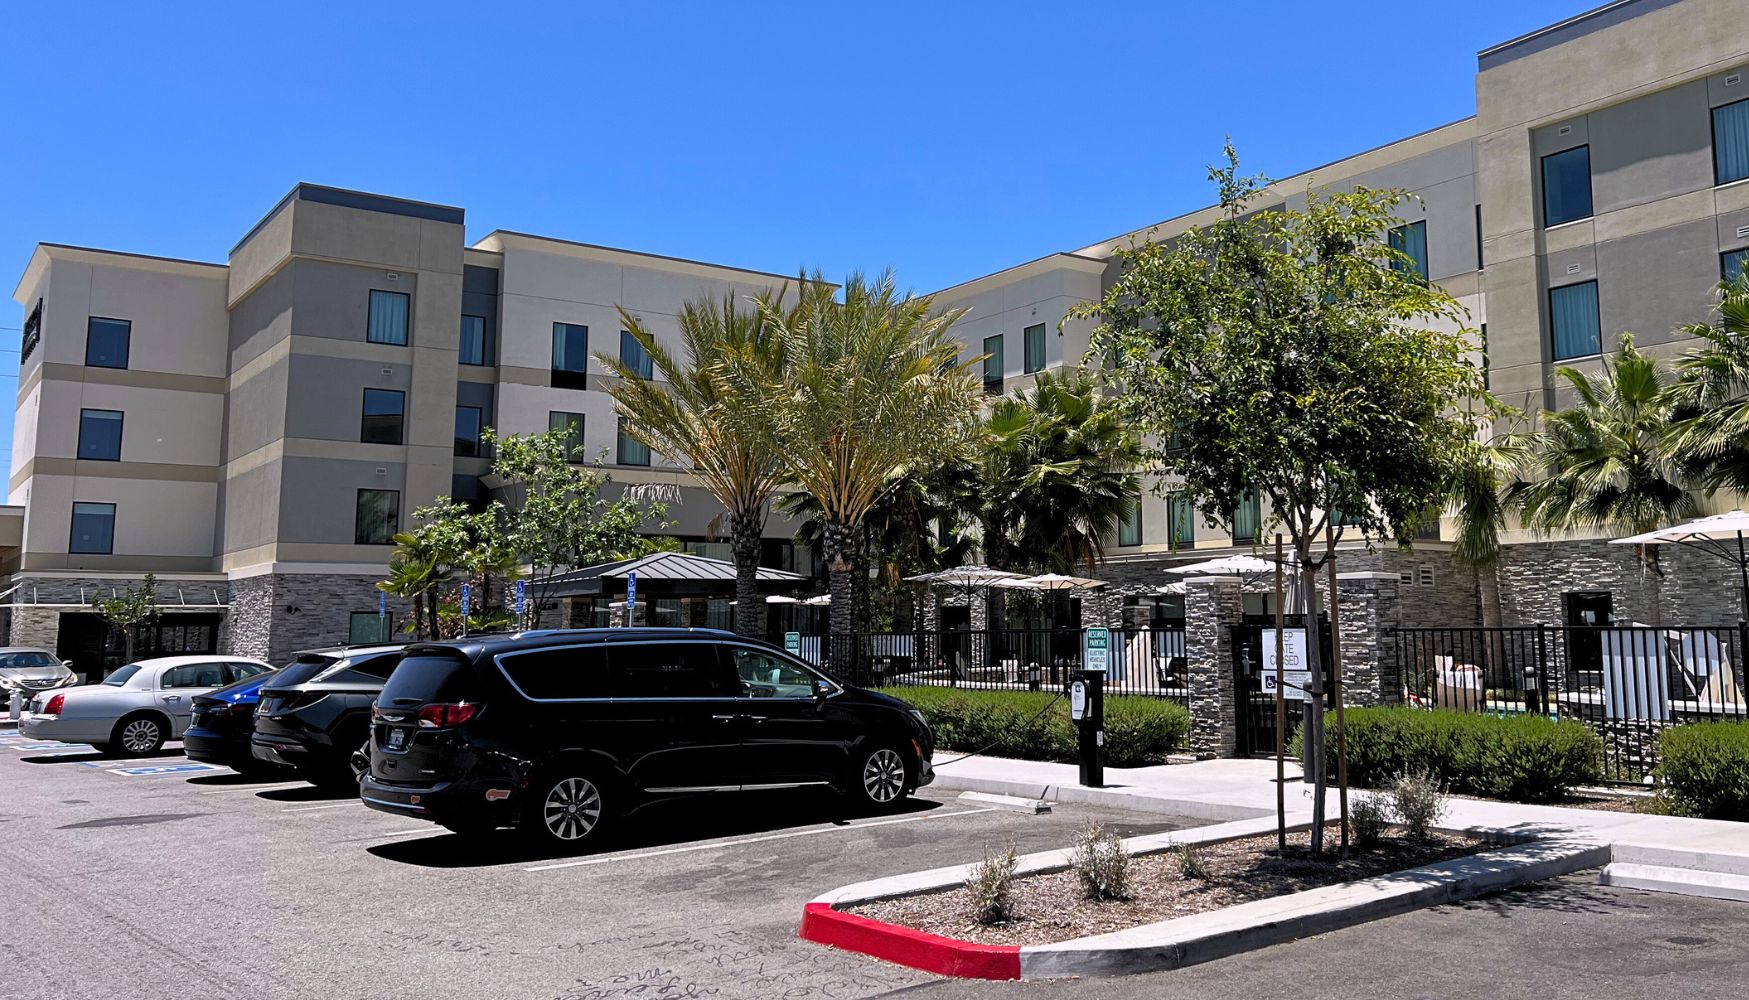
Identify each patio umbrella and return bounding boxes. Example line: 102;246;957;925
1166;553;1304;612
903;565;1027;588
1017;573;1106;591
1612;509;1749;617
802;594;832;606
765;595;801;604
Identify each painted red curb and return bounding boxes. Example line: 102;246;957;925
799;902;1021;980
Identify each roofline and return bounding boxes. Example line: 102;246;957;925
14;242;226;302
1478;0;1679;71
231;182;466;256
929;252;1107;298
475;229;836;288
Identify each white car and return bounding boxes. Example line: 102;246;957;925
21;655;274;755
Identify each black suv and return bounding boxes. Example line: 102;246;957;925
359;628;934;846
252;644;406;788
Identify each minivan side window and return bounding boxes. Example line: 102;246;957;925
610;643;728;698
728;648;818;699
499;646;611;700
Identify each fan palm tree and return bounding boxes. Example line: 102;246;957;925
1447;420;1532;629
731;271;983;641
1512;334;1697;622
378;531;446;639
1669;270;1749;491
601;295;788;637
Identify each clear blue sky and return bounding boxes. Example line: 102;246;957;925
0;0;1585;483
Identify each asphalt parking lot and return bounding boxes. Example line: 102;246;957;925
0;726;1194;1000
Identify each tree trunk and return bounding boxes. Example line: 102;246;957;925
1477;565;1508;701
730;505;767;638
1640;544;1665;630
1298;556;1330;855
824;517;855;673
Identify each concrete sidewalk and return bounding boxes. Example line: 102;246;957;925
932;755;1749;893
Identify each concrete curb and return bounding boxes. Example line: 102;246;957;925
800;824;1609;980
929;771;1275;823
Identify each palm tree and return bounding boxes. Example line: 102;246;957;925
1448;423;1532;630
732;271;983;641
977;370;1142;577
379;532;446;639
1669;270;1749;492
1513;334;1697;623
600;296;787;637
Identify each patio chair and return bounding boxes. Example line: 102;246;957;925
1433;655;1484;711
1675;630;1746;710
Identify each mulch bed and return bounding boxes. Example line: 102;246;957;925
847;825;1493;947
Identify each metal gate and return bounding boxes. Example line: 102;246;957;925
1231;617;1333;757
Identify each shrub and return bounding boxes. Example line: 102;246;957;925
875;686;1190;767
1070;821;1132;901
1390;770;1447;840
1174;842;1210;880
1347;795;1391;850
965;842;1020;925
1295;707;1602;802
1657;722;1749;821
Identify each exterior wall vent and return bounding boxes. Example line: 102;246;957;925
1727;73;1742;87
1417;566;1436;588
1398;568;1416;586
1736;225;1749;239
1566;263;1583;274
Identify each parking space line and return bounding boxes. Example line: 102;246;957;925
284;802;361;814
524;807;999;873
197;781;308;795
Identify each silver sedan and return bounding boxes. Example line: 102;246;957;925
21;655;273;756
0;647;76;710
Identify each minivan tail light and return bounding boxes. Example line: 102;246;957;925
44;693;64;716
415;703;478;728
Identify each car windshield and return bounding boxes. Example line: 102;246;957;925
0;652;58;668
103;664;143;687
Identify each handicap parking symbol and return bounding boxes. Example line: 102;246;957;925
108;763;220;777
13;741;89;752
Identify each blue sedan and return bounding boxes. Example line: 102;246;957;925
183;669;283;773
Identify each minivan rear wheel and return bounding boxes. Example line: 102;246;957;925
850;744;911;810
523;770;610;847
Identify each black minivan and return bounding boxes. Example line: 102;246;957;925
358;628;934;846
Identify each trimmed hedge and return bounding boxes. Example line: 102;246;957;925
1292;706;1603;802
876;686;1191;768
1657;722;1749;821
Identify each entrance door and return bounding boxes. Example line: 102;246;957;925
1563;591;1614;693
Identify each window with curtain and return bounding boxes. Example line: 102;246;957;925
617;417;650;466
459;315;487;366
367;290;410;346
70;502;116;554
1168;493;1195;550
620;329;653;379
355;489;400;545
1118;495;1143;547
1232;491;1260;544
983;334;1004;394
552;322;589;389
1389;221;1429;281
548;411;585;463
1714;98;1749;186
1549;280;1602;360
360;388;405;445
1724;248;1748;283
1023;323;1046;373
77;409;124;461
1541;145;1593;227
454;405;483;457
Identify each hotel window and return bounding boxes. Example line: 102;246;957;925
617;417;650;466
459;314;487;366
77;409;123;461
549;411;586;462
620;330;653;380
1549;281;1602;361
355;489;400;545
1541;145;1592;227
1023;323;1047;374
1118;494;1143;547
1168;493;1195;550
69;502;116;555
1389;220;1429;282
360;388;405;445
367;290;410;346
1724;248;1749;284
1232;491;1261;545
552;322;589;390
983;334;1004;394
1714;98;1749;186
85;317;131;369
454;405;483;458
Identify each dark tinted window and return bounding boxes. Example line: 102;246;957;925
345;652;403;680
499;645;611;699
1541;145;1592;227
610;643;727;698
228;661;272;681
0;651;58;668
272;655;341;688
378;653;476;706
163;662;225;688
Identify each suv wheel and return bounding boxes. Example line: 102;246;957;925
524;771;608;847
852;745;910;810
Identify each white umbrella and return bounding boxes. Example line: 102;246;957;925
1164;555;1281;575
989;577;1046;589
802;594;832;606
765;594;801;604
1017;573;1106;591
904;565;1027;588
1612;509;1749;615
1155;581;1189;595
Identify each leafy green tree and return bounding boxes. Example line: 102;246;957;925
601;295;788;637
1073;145;1488;853
731;271;983;640
1513;334;1696;623
92;572;160;665
1669;270;1749;492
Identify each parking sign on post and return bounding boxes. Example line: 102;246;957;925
784;631;801;656
625;571;637;627
1084;627;1110;673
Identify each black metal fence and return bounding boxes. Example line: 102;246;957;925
1395;624;1749;782
795;627;1190;706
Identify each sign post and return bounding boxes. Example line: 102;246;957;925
460;582;472;637
624;571;638;627
377;589;388;643
514;579;527;629
1074;627;1110;788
